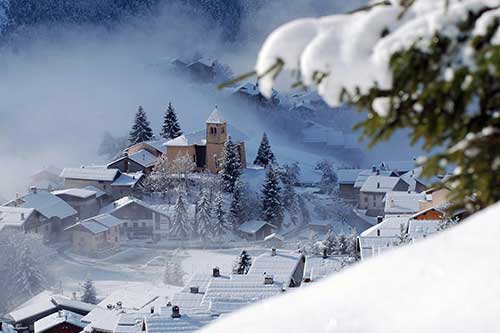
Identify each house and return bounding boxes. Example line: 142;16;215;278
100;196;172;241
383;191;426;216
126;139;167;158
419;187;451;211
302;256;342;283
263;233;284;248
337;169;365;201
0;206;37;234
411;206;446;221
3;188;77;240
379;160;417;176
8;293;96;333
359;175;409;216
29;166;63;191
357;216;411;260
163;107;246;174
52;188;101;219
186;58;215;83
60;167;144;199
238;220;278;241
107;149;157;174
34;310;86;333
228;82;280;109
65;214;122;257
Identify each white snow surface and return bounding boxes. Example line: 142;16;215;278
256;0;500;106
204;202;500;333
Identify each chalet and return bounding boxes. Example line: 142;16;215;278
60;167;144;198
52;188;101;219
411;206;446;221
337;169;365;201
29;166;63;191
263;233;284;248
107;149;157;174
3;188;77;240
65;214;122;257
100;196;172;240
186;58;215;83
238;220;277;241
227;82;280;109
359;176;409;216
379;160;417;176
34;310;85;333
353;168;395;202
163;107;246;174
419;187;451;211
8;294;96;333
0;207;37;234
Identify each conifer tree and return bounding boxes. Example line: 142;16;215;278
196;190;213;240
129;105;154;144
315;160;338;195
253;133;275;167
221;136;242;193
232;250;252;274
81;279;98;304
261;167;284;228
229;180;246;231
213;193;228;239
172;195;191;238
15;245;45;297
160;102;182;140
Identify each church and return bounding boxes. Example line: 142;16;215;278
163;107;247;173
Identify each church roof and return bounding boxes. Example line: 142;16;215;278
206;107;226;124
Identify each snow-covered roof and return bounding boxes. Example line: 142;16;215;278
360;175;403;193
100;196;168;218
81;307;125;333
165;131;206;147
337;169;365;185
238;220;276;234
97;285;160;311
384;191;426;215
181;273;229;295
407;219;440;239
264;233;284;242
4;191;77;220
66;214;122;235
303;256;341;282
0;206;35;229
358;216;411;259
34;310;85;333
247;250;304;287
206;107;226;124
127;139;168;154
52;188;97;199
171;293;205;311
109;149;157;169
203;202;500;333
84;186;107;199
380;160;416;173
145;311;214;333
60;167;120;182
111;172;144;187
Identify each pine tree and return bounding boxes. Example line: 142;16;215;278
232;250;252;274
229;180;246;231
15;245;45;297
172;195;191;238
213;193;228;239
261;167;284;228
160;102;182;140
196;190;213;240
315;160;338;195
221;136;242;193
253;133;275;167
81;279;98;304
322;230;336;255
279;164;300;225
129;105;154;144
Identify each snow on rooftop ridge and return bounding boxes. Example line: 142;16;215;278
206;107;226;124
204;202;500;333
61;167;120;182
34;310;86;333
4;191;77;220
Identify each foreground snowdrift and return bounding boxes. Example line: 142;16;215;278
203;202;500;333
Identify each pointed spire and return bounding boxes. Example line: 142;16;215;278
206;106;226;124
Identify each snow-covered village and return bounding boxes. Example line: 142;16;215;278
0;1;499;333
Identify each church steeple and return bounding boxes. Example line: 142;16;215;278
206;106;227;145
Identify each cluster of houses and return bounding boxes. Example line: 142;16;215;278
0;108;277;256
2;248;343;333
336;162;463;260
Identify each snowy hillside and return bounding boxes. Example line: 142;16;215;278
203;202;500;333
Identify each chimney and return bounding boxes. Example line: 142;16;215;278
116;301;122;310
376;216;383;224
376;170;380;175
264;274;274;285
150;306;155;314
371;166;376;173
30;186;37;194
212;267;220;277
124;152;129;173
377;182;380;189
271;248;276;256
190;286;199;294
322;248;328;259
171;306;181;318
58;310;63;318
106;304;114;310
166;301;172;307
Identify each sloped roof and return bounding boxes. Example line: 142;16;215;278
145;312;214;333
384;191;426;215
360;175;403;193
0;206;35;229
84;186;107;199
165;125;247;147
52;188;97;199
247;250;304;288
206;107;226;124
66;214;122;235
264;233;284;241
100;196;168;218
61;167;120;182
238;220;276;234
109;149;157;169
4;191;77;220
34;310;85;333
111;172;144;187
380;160;416;172
337;169;365;185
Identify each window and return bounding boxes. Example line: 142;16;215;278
133;222;138;228
123;222;128;228
221;127;225;134
214;127;217;134
373;201;376;208
377;230;380;237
